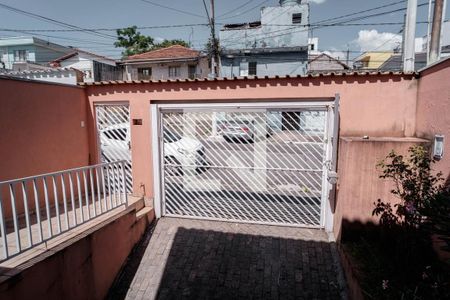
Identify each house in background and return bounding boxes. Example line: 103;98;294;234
50;48;123;82
219;0;309;77
0;36;72;70
378;52;428;72
353;51;394;70
121;45;209;81
308;53;349;74
308;37;320;55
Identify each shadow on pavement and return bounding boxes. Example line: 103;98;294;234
155;227;343;299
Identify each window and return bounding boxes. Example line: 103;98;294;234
137;67;152;80
292;13;302;24
249;62;257;76
188;65;196;79
14;50;27;62
309;43;315;51
168;66;181;78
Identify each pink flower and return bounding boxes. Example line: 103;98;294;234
382;280;389;290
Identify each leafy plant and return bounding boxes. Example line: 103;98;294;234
422;189;450;253
152;39;189;50
360;145;450;299
373;146;443;229
114;26;189;57
114;26;154;57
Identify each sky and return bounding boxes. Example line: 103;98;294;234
0;0;448;60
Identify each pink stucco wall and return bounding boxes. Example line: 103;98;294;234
0;78;89;218
0;78;89;180
0;206;154;300
85;74;418;201
416;58;450;182
334;137;428;239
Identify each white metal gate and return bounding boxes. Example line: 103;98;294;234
95;104;133;193
154;101;336;228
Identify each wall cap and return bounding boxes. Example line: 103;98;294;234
340;137;429;143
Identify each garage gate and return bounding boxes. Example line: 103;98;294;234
153;100;338;228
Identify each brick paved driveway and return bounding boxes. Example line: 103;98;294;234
109;217;346;300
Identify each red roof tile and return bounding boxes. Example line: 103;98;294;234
126;45;200;60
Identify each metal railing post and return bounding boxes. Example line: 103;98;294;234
0;189;9;259
121;161;128;207
0;160;129;262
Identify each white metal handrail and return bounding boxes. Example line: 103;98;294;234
0;161;128;262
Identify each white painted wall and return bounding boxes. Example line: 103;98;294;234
59;52;116;83
126;57;209;80
4;69;79;85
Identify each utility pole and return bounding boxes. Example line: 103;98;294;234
403;0;417;73
346;45;350;66
429;0;445;64
426;0;433;64
208;0;218;77
203;0;220;135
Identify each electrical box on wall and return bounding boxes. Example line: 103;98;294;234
433;135;444;160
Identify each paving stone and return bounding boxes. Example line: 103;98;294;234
108;217;346;300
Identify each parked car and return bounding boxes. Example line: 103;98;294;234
221;119;255;142
220;112;282;143
99;123;206;172
162;129;207;170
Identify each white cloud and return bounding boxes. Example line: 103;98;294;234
308;0;327;4
354;29;402;52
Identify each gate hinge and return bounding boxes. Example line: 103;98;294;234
327;171;338;184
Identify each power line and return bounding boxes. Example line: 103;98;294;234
0;2;116;40
217;0;271;21
218;21;429;27
220;1;430;47
0;21;426;36
217;0;257;18
314;0;408;25
0;24;210;33
138;0;205;19
218;0;426;45
0;29;115;46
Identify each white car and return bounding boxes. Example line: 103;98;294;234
220;112;282;142
99;123;206;171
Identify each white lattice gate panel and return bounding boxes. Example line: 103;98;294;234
95;104;133;193
160;107;329;227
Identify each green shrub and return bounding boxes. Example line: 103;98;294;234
345;145;450;299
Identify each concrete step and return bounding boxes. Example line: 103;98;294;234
128;195;145;211
136;207;155;223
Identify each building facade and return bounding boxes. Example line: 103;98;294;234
353;51;394;70
50;49;123;82
0;36;72;70
308;53;349;74
121;45;209;81
219;0;309;77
